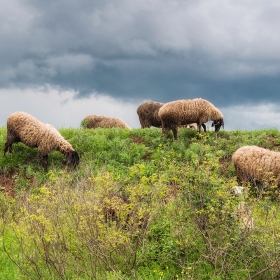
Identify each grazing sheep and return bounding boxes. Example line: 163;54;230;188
232;145;280;187
82;115;131;129
158;98;224;140
4;112;80;171
136;101;164;128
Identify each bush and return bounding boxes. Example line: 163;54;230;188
2;128;280;279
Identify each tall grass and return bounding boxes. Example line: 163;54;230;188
1;126;280;279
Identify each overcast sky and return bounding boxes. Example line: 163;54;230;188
1;0;280;130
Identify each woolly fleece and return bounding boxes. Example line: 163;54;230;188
158;98;224;139
232;145;280;186
5;111;74;156
82;115;131;129
137;101;164;128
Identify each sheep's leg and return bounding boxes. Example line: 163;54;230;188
161;122;170;137
235;166;245;186
40;154;49;172
197;123;206;133
172;126;179;140
4;142;12;155
4;133;18;155
201;123;206;132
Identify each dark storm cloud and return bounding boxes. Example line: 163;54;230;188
1;0;280;113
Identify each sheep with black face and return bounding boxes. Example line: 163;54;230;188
4;111;80;171
158;98;224;140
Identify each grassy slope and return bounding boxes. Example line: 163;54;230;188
1;126;280;279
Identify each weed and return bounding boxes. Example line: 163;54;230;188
1;127;280;279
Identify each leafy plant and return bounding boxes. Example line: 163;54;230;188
1;127;280;279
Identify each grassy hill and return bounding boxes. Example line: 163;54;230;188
1;126;280;279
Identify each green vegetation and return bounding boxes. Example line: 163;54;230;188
1;126;280;279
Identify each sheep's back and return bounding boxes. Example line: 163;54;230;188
98;118;130;129
137;102;164;117
42;124;70;152
83;115;130;129
158;100;202;124
159;98;223;125
232;146;280;183
83;115;105;128
7;112;45;147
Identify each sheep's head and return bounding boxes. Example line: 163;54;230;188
211;118;224;132
65;150;80;167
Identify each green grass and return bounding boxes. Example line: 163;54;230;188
1;126;280;279
0;225;22;280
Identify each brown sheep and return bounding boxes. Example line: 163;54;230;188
4;112;79;171
136;101;164;128
158;98;224;140
232;145;280;187
82;115;131;129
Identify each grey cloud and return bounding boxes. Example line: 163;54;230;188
221;102;280;131
46;54;95;76
1;0;280;115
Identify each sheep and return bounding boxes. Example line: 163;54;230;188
137;101;203;132
81;115;131;129
4;111;80;171
232;145;280;188
136;101;164;128
158;98;224;140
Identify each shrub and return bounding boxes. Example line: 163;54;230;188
2;128;280;279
